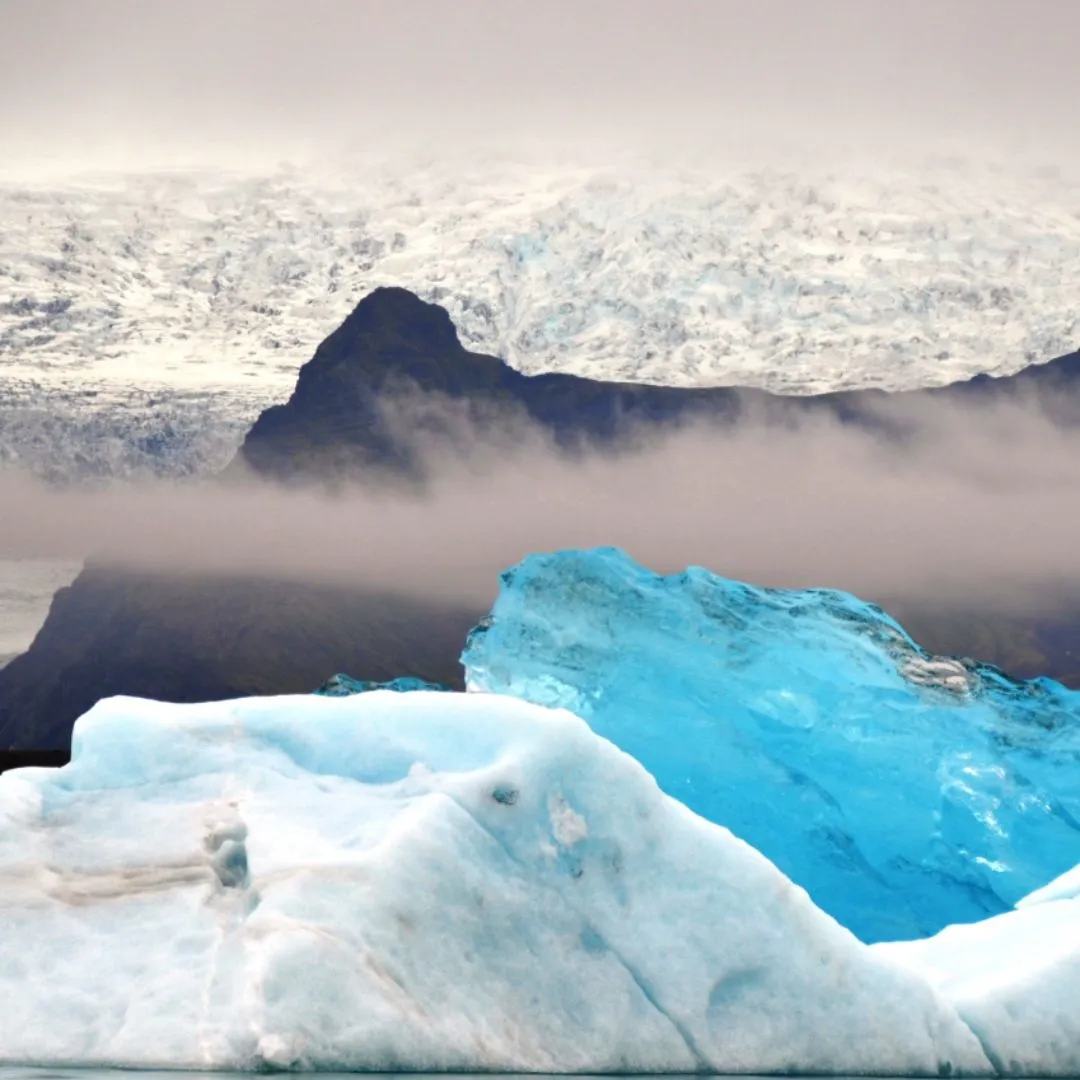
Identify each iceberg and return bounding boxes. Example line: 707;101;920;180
461;547;1080;943
313;673;449;696
0;690;991;1074
875;876;1080;1076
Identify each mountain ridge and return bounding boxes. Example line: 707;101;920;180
2;286;1079;750
233;285;1080;483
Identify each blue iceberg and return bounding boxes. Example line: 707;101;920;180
314;673;449;696
461;547;1080;943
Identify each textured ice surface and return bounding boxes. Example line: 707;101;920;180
0;384;256;481
313;673;449;696
462;548;1080;943
876;883;1080;1076
0;691;990;1073
1;151;1078;478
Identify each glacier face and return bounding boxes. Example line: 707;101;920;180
0;381;262;482
0;691;991;1074
461;548;1080;943
1;152;1078;478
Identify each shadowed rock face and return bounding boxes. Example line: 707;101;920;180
233;287;1080;484
231;286;746;482
1;286;1078;750
0;565;478;750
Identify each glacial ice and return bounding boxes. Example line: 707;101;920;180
875;885;1080;1076
313;672;449;696
3;153;1080;479
0;690;993;1074
4;156;1078;399
461;547;1080;943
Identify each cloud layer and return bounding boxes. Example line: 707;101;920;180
1;395;1077;615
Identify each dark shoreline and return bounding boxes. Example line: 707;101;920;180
0;750;71;774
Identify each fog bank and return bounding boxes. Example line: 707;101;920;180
1;397;1077;614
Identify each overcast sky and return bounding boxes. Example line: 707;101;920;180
2;0;1079;167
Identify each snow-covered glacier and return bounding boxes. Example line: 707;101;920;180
2;151;1079;479
0;690;994;1074
461;548;1080;944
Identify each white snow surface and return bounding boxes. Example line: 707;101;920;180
876;895;1080;1076
0;690;995;1074
1;151;1078;479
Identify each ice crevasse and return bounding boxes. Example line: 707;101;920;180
462;547;1080;943
0;690;998;1074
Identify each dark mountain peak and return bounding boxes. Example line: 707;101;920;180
300;285;503;394
233;286;751;482
236;283;1080;486
232;287;510;481
333;286;462;354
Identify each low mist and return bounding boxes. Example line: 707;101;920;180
1;393;1078;616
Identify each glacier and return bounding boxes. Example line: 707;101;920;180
2;152;1079;479
0;690;998;1074
3;155;1078;398
461;547;1080;943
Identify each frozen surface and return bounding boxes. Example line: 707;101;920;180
462;547;1080;943
1;150;1078;479
313;673;449;696
0;691;990;1073
1017;862;1080;907
0;384;258;481
876;888;1080;1076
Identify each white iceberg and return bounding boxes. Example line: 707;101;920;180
876;877;1080;1076
0;690;991;1073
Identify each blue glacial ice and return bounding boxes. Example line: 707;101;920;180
313;673;449;696
0;691;993;1074
461;547;1080;943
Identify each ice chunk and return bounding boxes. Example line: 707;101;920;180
1015;861;1080;907
0;691;987;1073
462;547;1080;943
313;673;449;696
875;889;1080;1076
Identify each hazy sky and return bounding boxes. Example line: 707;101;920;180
3;0;1079;166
